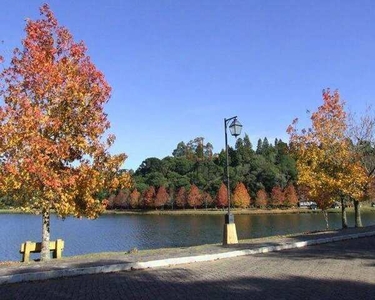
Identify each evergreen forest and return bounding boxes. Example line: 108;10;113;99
104;135;299;210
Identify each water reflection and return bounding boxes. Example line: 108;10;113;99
1;211;375;261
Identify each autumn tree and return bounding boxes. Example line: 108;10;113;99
154;186;169;209
255;189;268;208
129;189;141;209
187;184;202;209
143;186;156;209
296;184;310;202
0;5;131;260
216;183;228;208
175;187;187;209
232;182;251;208
202;192;214;209
348;107;375;226
113;189;130;209
270;186;285;208
369;178;375;200
288;89;368;229
284;184;299;207
106;194;116;210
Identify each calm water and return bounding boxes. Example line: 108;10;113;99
1;211;375;261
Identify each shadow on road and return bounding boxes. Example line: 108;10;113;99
0;269;374;300
252;233;375;262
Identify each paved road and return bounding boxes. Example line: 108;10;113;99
1;236;375;300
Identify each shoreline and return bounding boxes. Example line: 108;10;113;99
1;225;374;267
104;206;375;215
2;207;374;216
0;229;322;266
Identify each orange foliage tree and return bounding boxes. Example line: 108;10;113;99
232;182;251;208
202;192;214;209
288;89;368;228
129;189;141;209
270;186;285;208
114;189;130;209
368;178;375;200
0;5;131;260
155;186;169;209
255;189;268;208
105;194;116;209
143;186;155;209
284;184;299;207
187;184;202;209
348;107;375;226
175;187;187;209
216;183;228;208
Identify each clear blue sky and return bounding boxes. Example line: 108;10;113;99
1;1;375;170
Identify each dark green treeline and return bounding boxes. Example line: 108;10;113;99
132;135;297;200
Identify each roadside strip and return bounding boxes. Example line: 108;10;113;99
1;230;374;285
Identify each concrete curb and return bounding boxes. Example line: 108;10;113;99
1;231;375;285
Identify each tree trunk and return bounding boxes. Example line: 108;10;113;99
341;197;348;229
41;208;51;261
354;199;363;227
322;210;329;229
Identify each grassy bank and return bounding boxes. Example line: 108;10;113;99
1;206;374;216
102;206;375;216
0;208;27;214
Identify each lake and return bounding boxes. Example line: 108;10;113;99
1;211;375;261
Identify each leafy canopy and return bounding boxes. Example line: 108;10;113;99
287;89;368;209
0;4;131;218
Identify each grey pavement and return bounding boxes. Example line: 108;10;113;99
1;226;375;299
1;225;375;283
0;226;375;299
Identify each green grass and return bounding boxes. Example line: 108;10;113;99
1;206;374;216
0;208;28;214
102;208;317;216
103;207;375;216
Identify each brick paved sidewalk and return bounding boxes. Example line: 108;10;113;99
1;231;375;299
1;225;375;285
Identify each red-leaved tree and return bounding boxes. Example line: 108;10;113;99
155;186;169;209
255;189;268;208
284;184;299;207
114;189;130;209
202;192;214;209
175;187;187;209
143;186;156;209
187;184;202;209
216;183;228;208
129;189;141;209
270;186;285;208
106;194;116;210
232;182;251;208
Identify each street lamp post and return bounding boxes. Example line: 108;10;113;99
223;116;242;245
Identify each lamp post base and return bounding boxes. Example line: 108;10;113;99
223;223;238;245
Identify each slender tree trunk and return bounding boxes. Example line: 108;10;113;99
322;210;329;229
354;199;363;227
341;196;348;229
41;208;51;261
